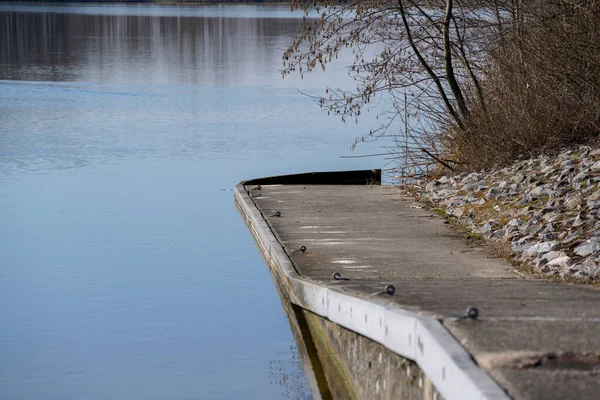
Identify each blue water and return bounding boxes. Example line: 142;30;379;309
0;3;309;18
0;5;383;399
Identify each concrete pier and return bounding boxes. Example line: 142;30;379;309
260;235;434;400
235;170;600;400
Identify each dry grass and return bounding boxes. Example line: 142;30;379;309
448;1;600;171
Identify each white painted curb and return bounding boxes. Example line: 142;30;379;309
235;184;509;400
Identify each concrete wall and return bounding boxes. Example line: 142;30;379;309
303;309;442;400
265;242;442;400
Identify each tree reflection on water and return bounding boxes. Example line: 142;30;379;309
269;344;313;400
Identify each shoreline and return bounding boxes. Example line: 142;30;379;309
412;143;600;284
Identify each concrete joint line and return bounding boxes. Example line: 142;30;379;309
235;185;510;400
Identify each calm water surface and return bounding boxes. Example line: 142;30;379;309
0;4;382;399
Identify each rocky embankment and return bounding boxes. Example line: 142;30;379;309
414;145;600;281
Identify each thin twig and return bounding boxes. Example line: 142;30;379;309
420;147;455;170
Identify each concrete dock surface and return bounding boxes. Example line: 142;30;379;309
247;182;600;399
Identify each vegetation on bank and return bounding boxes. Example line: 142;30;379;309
282;1;600;179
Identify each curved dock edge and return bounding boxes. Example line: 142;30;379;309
234;181;510;400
